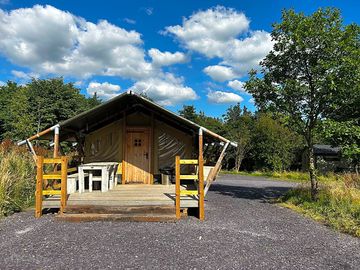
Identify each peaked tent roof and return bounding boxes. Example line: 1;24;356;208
31;91;235;146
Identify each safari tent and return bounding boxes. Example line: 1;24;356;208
18;91;235;221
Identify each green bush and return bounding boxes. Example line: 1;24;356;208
0;141;35;217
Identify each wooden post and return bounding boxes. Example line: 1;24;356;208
198;128;205;220
35;156;44;218
60;156;68;214
26;139;37;162
175;155;181;219
150;112;154;184
122;112;127;185
53;126;60;158
204;141;230;196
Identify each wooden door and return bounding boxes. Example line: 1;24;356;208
125;128;151;184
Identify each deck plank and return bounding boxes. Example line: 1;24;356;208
43;184;199;208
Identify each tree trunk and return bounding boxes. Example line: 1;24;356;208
308;144;318;200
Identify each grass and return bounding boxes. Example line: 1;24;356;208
222;169;360;237
280;174;360;237
222;170;337;183
0;141;36;217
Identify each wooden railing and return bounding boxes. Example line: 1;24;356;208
175;156;204;220
35;156;68;218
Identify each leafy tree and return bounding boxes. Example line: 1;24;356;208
179;105;198;123
4;87;35;140
246;8;360;199
224;104;253;171
0;82;21;139
322;120;360;173
0;78;101;141
251;113;301;171
27;78;99;133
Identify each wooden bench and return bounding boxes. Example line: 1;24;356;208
67;173;88;194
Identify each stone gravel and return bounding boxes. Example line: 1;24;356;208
0;174;359;269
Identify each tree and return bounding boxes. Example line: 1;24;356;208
251;113;301;171
27;78;99;133
224;104;253;171
246;8;360;199
322;120;360;173
0;78;101;141
0;81;21;139
179;105;198;123
4;87;35;140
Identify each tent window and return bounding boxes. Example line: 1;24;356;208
134;139;142;147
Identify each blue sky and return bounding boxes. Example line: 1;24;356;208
0;0;359;117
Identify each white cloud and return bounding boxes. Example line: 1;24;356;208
0;80;5;86
207;90;243;104
129;73;198;106
203;65;237;82
142;7;153;16
74;80;84;87
0;5;153;79
86;81;121;100
249;98;255;104
165;6;273;78
0;5;199;106
227;79;247;93
148;48;188;67
11;70;39;80
123;18;136;24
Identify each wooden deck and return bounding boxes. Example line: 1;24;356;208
43;184;198;209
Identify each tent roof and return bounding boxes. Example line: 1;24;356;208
313;144;341;156
56;91;234;145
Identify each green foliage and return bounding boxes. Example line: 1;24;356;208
250;113;302;171
27;78;101;133
322;120;360;169
4;87;35;141
0;78;101;140
0;81;21;137
224;104;253;171
246;8;360;197
0;142;35;217
179;105;199;123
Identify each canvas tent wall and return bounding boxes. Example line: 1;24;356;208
83;112;194;174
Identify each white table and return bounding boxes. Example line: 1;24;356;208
78;162;118;193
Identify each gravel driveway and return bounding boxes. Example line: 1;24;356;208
1;174;359;269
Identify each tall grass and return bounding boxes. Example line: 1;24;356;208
222;170;337;183
0;141;36;217
281;173;360;237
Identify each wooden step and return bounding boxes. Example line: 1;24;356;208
64;205;176;215
56;213;177;222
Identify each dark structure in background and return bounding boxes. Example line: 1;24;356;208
314;144;349;173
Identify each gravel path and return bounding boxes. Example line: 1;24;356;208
0;175;359;269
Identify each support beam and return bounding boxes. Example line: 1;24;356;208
198;128;205;220
175;156;181;219
204;141;230;196
26;139;37;162
35;156;43;218
53;125;60;158
60;156;68;213
17;124;60;146
150;112;154;184
122;112;127;185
